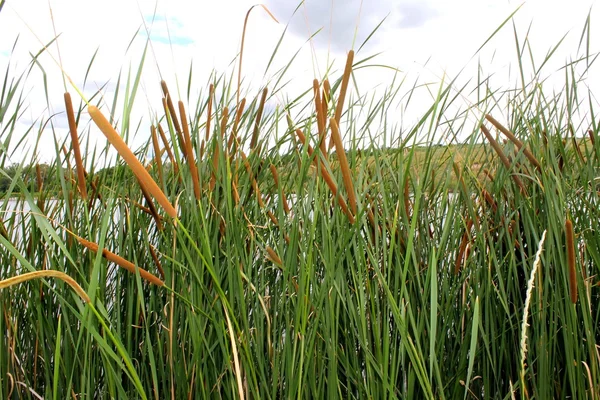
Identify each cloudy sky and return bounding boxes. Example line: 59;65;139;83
0;0;598;162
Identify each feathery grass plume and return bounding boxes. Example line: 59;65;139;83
148;244;165;280
210;107;228;191
77;236;164;286
519;230;547;395
485;114;541;170
269;164;290;214
313;80;327;156
330;118;356;215
157;123;178;174
150;126;164;188
295;129;355;223
64;92;87;200
329;50;354;150
88;105;177;218
0;270;90;303
480;124;527;194
178;101;201;200
566;218;577;304
251;87;268;151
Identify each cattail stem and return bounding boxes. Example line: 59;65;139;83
566;218;577;304
88;105;177;218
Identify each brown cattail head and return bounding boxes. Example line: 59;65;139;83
77;236;164;286
178;101;201;200
330;118;356;215
566;218;577;304
485;114;541;170
480;124;527;195
329;50;354;150
150;126;164;188
313;79;327;156
64;92;88;200
295;129;354;223
88;106;177;218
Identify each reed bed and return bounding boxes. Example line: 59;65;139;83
0;7;599;399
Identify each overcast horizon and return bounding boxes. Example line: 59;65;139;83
0;0;598;164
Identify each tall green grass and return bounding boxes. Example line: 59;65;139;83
0;5;599;399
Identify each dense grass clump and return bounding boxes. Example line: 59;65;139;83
1;5;599;399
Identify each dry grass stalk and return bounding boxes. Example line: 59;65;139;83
269;164;290;214
330;119;357;215
77;236;164;286
0;270;90;303
566;218;577;304
588;129;595;146
178;101;201;200
88;105;177;218
148;244;165;280
151;126;164;188
485;115;541;170
480;124;527;194
251;87;269;151
295;129;355;223
64;92;88;200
